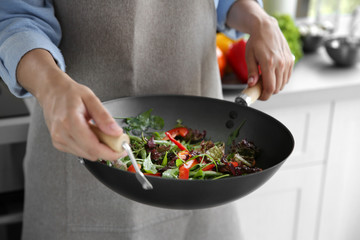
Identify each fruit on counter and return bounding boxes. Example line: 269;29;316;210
227;39;248;83
216;46;226;78
216;33;249;84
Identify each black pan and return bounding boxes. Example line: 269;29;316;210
80;87;294;209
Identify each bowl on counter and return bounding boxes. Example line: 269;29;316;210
324;36;360;67
298;21;334;53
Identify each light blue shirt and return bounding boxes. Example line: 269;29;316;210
0;0;262;97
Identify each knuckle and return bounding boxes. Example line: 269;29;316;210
50;126;64;145
267;56;275;68
278;58;285;69
270;16;278;25
264;84;276;97
266;16;278;26
286;56;293;67
260;93;270;101
82;88;98;103
52;141;64;152
51;132;61;145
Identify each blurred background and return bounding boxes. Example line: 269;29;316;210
220;1;360;240
1;1;360;240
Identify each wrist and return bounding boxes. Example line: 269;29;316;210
226;0;270;35
16;49;70;104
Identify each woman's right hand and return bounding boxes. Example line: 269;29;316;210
17;49;124;161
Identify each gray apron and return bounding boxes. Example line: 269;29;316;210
22;1;240;239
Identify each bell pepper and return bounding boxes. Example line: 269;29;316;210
230;162;239;167
163;127;189;140
227;39;248;83
144;172;162;177
179;167;190;179
165;131;188;151
128;163;141;173
202;163;215;171
216;33;235;55
179;159;198;179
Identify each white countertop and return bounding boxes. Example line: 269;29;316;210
223;46;360;109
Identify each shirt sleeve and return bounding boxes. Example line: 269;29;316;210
0;0;65;98
215;0;264;40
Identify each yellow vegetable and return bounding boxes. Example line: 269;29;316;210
216;33;235;56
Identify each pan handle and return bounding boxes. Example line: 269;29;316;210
89;124;130;154
235;80;262;106
89;124;153;190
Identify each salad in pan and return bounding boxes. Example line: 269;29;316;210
99;109;262;180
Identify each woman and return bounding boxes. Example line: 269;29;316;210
0;0;293;239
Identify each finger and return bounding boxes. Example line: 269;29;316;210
245;51;259;87
281;57;290;90
54;132;121;161
281;69;288;91
82;90;122;137
281;54;294;90
70;111;124;161
288;54;295;82
274;66;284;94
259;65;276;101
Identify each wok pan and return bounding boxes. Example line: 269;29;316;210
80;85;294;209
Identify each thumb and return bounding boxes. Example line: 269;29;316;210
84;94;123;137
246;52;260;87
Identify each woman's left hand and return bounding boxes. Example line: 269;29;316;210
226;0;294;100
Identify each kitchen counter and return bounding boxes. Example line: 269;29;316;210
223;46;360;108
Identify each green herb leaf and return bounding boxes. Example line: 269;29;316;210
140;149;147;159
161;152;168;166
193;170;205;179
150;115;164;130
227;120;246;145
162;168;179;179
176;159;184;167
124;109;164;135
143;154;157;174
203;171;224;178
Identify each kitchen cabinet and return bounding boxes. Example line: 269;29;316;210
224;47;360;240
230;102;331;240
0;82;33;240
318;98;360;240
